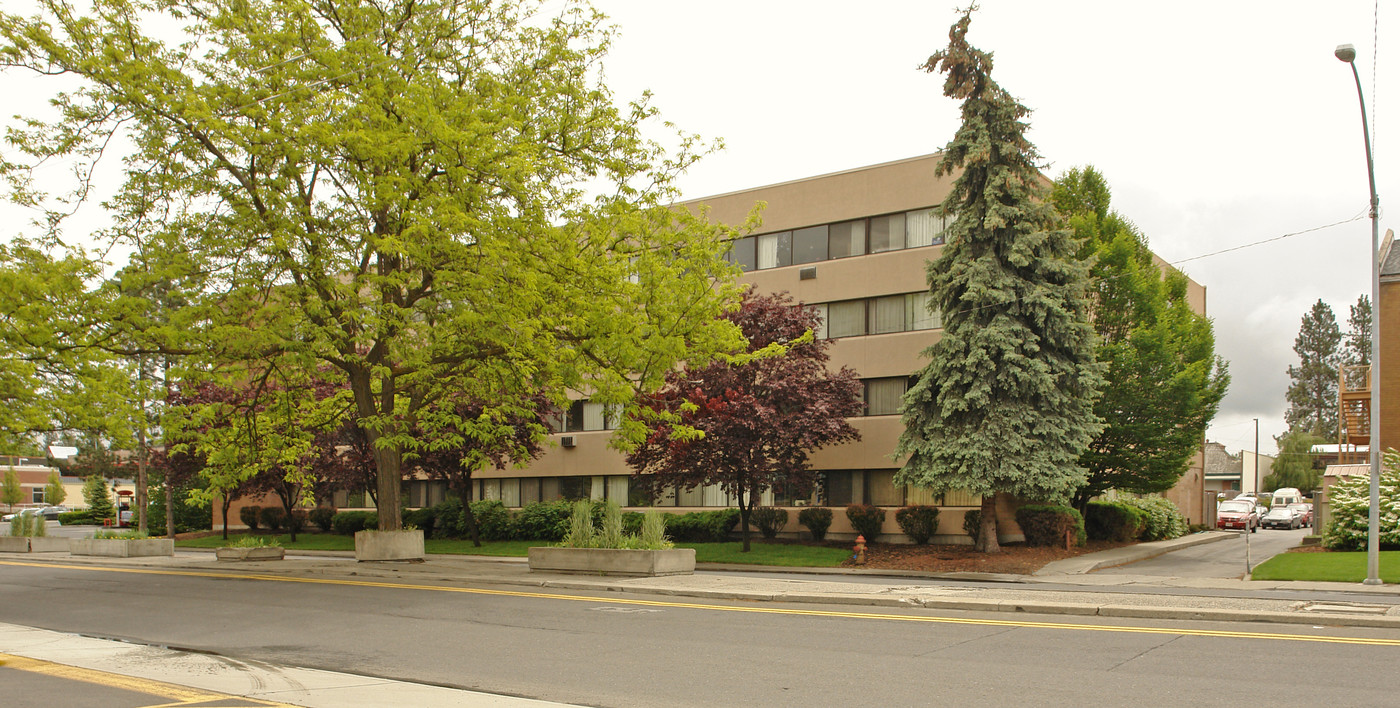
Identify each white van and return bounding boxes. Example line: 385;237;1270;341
1271;488;1303;507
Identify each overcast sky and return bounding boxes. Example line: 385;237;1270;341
595;0;1394;456
2;1;1390;457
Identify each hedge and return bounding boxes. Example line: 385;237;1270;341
1084;501;1146;542
1116;496;1188;541
663;509;740;542
749;507;789;539
1014;504;1085;547
331;510;378;535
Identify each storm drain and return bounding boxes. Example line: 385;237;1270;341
1297;602;1393;615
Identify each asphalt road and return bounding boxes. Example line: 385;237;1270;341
2;560;1398;707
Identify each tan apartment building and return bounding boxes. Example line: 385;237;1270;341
443;154;1211;541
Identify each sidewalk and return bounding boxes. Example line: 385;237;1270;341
6;532;1399;629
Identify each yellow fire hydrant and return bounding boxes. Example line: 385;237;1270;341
853;535;867;565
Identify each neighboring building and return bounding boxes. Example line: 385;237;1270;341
1378;230;1400;457
0;456;89;508
1203;442;1275;496
218;154;1215;536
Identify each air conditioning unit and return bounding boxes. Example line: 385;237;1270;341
560;436;576;448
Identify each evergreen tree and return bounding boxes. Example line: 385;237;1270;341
1284;300;1341;438
82;475;115;519
1052;167;1229;507
1344;294;1372;366
894;10;1105;554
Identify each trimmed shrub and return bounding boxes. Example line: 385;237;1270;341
331;510;377;535
895;505;940;544
798;507;833;541
1085;501;1146;542
513;500;573;542
403;507;435;538
430;499;465;538
259;506;287;532
58;510;96;526
845;504;886;541
749;507;790;540
239;506;261;531
962;509;981;544
468;500;513;541
1014;504;1085;547
1117;496;1188;541
663;509;740;542
621;510;645;537
308;507;336;533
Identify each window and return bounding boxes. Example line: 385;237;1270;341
559;476;592;501
728;237;757;272
628;477;655;507
499;478;521;507
870;295;906;334
865;378;909;416
829;220;867;258
907;292;941;330
605;476;629;504
565;400;617;432
907;208;947;247
756;231;792;269
870;213;906;253
811;303;829;339
792;225;828;264
866;470;904;507
826;300;867;338
520;478;542;505
823;471;859;506
32;488;45;504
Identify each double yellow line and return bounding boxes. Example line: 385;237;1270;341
0;652;298;707
4;559;1400;647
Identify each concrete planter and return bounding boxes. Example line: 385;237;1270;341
527;547;696;576
70;538;175;558
0;537;69;553
215;546;286;562
354;529;424;561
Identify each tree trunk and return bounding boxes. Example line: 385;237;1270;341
136;357;148;534
221;496;232;540
165;478;175;539
739;490;752;552
373;444;403;531
976;495;1000;553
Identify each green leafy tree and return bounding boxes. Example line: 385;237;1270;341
1263;431;1325;493
82;475;115;519
43;471;66;507
894;10;1105;554
1052;167;1229;507
1344;294;1372;366
1284;300;1341;438
1;0;746;531
1;468;21;511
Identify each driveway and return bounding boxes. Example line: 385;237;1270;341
1094;525;1311;578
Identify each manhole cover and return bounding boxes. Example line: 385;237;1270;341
1298;602;1391;615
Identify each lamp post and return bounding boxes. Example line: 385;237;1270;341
1334;43;1382;586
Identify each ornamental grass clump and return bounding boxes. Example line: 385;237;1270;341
229;535;273;548
93;529;149;540
558;500;671;550
10;513;44;537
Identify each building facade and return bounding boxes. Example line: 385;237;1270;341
454;154;1211;538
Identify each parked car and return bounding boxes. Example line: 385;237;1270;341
1287;503;1314;528
39;505;69;520
1217;500;1258;532
1262;505;1301;530
1;508;43;523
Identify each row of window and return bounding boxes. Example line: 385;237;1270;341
376;472;983;510
726;208;948;272
814;292;941;339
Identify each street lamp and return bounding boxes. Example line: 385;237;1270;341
1334;43;1382;586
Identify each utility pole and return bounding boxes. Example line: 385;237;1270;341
1254;418;1260;493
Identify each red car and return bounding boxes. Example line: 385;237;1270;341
1217;500;1258;532
1287;503;1314;528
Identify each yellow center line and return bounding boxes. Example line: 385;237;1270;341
0;652;298;707
4;559;1399;647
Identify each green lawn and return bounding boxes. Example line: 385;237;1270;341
1251;550;1400;583
176;533;848;566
